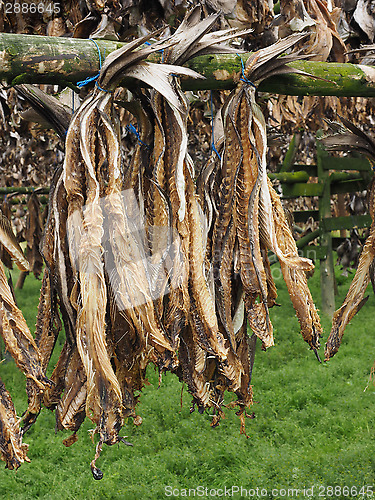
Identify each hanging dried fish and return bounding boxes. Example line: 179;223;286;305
0;261;49;389
25;191;44;279
0;13;328;477
213;33;321;356
146;7;252;410
323;117;375;360
0;207;29;272
59;30;208;477
0;377;30;470
0;198;14;270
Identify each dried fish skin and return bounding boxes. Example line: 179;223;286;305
326;180;375;360
23;268;61;432
323;118;375;360
0;377;30;470
0;208;29;272
176;325;212;411
0;262;50;389
43;341;72;410
268;179;322;349
25;192;43;279
325;234;373;360
55;347;87;433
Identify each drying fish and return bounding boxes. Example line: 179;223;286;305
0;11;326;477
323;117;375;360
0;377;30;470
0;261;49;389
278;0;346;62
0;207;29;272
25;191;44;279
0;198;14;270
213;33;321;356
14;84;71;138
146;7;253;410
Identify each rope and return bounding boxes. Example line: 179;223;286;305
144;40;165;62
237;54;257;89
76;39;113;93
127;123;150;149
210;91;221;161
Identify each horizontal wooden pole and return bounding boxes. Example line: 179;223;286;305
280;183;323;198
0;186;49;194
320;214;372;232
329;171;363;182
296;228;320;248
300;245;327;260
1;33;375;96
293;210;319;222
322;156;372;171
268;171;309;183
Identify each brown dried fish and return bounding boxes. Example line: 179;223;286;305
0;377;30;470
324;118;375;360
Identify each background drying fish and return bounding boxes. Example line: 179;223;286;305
323;116;375;361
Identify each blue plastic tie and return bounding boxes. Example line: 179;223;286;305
210;91;221;161
144;40;164;62
237;54;257;89
127;123;150;149
76;39;113;92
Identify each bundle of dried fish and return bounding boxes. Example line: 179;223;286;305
37;16;249;476
0;377;30;470
277;0;346;62
323;116;375;360
0;198;14;270
144;7;253;416
0;195;49;469
25;191;44;279
211;33;322;358
0;12;325;477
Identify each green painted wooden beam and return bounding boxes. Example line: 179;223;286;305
293;210;319;222
0;186;49;194
320;214;372;232
280;183;323;198
299;245;327;260
292;164;318;177
317;136;336;318
322;155;372;171
278;133;300;173
296;228;320;248
330;179;369;195
2;33;375;96
329;171;363;182
268;171;309;183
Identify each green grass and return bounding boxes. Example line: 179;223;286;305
1;261;375;500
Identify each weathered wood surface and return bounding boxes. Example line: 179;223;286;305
1;33;375;96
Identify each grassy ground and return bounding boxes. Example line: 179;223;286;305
1;259;375;500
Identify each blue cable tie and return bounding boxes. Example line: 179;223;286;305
144;40;164;61
127;123;150;149
237;53;257;89
95;81;114;93
76;38;113;92
210;91;221;161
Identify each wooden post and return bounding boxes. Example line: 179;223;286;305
278;133;301;173
317;133;336;318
